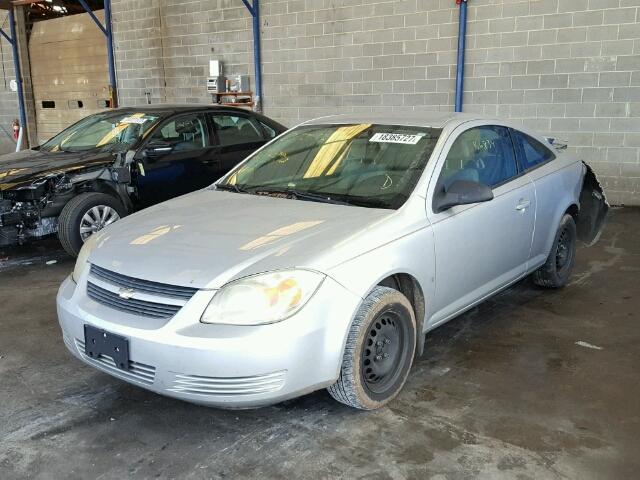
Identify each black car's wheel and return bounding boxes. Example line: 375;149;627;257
328;286;416;410
58;192;126;257
532;213;577;288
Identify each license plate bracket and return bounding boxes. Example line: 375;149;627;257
83;325;130;371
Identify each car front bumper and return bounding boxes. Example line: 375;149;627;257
56;273;362;408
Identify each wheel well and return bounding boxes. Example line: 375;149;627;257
79;180;117;197
76;181;129;211
565;203;579;223
377;273;426;356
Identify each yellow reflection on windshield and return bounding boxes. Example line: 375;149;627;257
96;113;146;147
239;221;324;251
303;124;371;178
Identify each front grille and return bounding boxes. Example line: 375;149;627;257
90;264;197;300
87;282;182;319
75;339;156;385
168;371;286;396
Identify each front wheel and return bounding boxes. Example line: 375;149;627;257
532;213;577;288
328;286;416;410
58;192;126;257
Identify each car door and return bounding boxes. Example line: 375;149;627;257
427;123;536;326
510;128;561;268
134;112;218;207
209;113;270;175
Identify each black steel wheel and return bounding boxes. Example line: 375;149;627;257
533;213;577;288
328;286;416;410
555;226;574;273
361;310;409;397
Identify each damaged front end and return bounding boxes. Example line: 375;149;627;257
576;162;609;246
0;158;131;248
0;174;75;247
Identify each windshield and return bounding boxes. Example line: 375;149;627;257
40;111;160;153
220;124;441;209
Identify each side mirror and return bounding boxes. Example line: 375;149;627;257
434;180;494;213
142;141;173;159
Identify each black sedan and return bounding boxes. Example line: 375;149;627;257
0;105;286;256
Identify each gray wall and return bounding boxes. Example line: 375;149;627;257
111;0;640;205
0;10;18;155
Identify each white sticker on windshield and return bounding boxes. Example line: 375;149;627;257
369;133;423;145
121;116;149;125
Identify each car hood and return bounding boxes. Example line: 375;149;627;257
89;190;398;289
0;149;115;190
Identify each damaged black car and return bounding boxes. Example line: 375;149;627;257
0;105;286;256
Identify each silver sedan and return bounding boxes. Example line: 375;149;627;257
57;112;608;410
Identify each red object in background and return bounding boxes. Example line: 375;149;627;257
456;0;467;4
12;120;20;140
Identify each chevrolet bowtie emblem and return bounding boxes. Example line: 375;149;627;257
118;287;136;300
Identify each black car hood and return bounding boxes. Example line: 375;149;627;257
0;149;116;190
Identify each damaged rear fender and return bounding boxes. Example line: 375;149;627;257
576;162;609;246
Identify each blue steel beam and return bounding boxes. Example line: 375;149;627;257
454;0;468;113
241;0;263;111
240;0;254;15
8;7;27;141
104;0;117;106
0;26;10;44
77;0;107;36
78;0;118;106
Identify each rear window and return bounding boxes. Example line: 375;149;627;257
512;130;555;170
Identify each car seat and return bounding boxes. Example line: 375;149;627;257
472;139;515;187
442;139;479;190
174;119;202;151
238;122;259;142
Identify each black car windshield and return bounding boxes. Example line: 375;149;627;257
40;111;160;153
220;124;442;209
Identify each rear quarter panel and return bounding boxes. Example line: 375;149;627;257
527;153;583;269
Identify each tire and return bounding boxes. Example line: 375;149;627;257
532;213;577;288
327;286;416;410
58;192;126;257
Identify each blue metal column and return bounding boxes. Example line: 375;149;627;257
454;0;468;113
6;8;27;147
104;0;118;107
241;0;263;111
79;0;118;107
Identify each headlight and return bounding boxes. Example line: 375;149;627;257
201;270;325;325
72;233;97;282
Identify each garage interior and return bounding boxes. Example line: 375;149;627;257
1;0;640;478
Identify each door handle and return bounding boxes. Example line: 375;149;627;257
516;199;531;211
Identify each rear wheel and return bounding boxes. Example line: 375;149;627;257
532;214;577;288
328;286;416;410
58;192;126;257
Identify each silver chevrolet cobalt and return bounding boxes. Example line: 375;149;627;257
57;113;608;410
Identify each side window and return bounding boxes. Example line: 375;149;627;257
148;114;207;152
439;125;518;189
212;115;264;146
512;130;555;170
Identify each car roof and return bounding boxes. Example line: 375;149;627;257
301;111;497;129
112;104;255;115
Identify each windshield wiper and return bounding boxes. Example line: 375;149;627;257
250;187;352;206
215;183;250;194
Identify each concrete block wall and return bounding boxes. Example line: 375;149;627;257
0;11;18;155
110;0;640;205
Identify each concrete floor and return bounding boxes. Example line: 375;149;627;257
1;208;638;480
